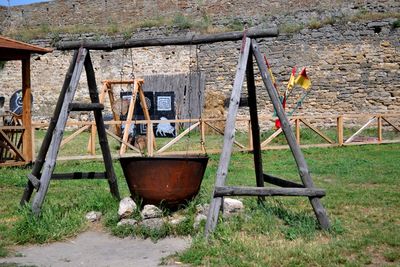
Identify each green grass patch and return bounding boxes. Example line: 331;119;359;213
0;142;399;265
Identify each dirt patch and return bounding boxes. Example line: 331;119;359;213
0;231;190;267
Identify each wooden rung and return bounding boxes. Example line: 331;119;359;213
214;186;326;197
263;173;304;188
28;174;40;189
44;172;107;180
69;103;104;111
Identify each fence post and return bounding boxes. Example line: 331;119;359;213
295;118;300;144
337;115;344;146
248;118;253;151
89;123;96;155
31;126;36;161
200;118;206;153
377;115;382;142
147;121;153;156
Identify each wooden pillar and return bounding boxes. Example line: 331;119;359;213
377;115;382;142
337;115;344;146
295;118;301;145
22;57;33;162
246;49;264;190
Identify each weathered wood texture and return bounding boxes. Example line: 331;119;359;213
205;37;251;238
50;172;106;180
141;73;205;124
31;48;88;215
21;50;79;205
263;173;304;188
57;28;278;50
251;39;330;230
21;57;33;162
69;103;104;111
246;49;264;190
214;186;326;197
84;51;120;200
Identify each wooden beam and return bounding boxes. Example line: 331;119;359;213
69;103;104;111
344;117;376;144
261;127;283;147
156;122;200;154
204;122;246;149
57;28;279;50
22;57;33;162
263;173;304;188
246;48;264;192
60;125;90;148
84;51;120;200
300;119;334;144
119;80;139;155
337;115;344;146
32;48;88;215
214;186;326;198
377;115;382;142
50;172;106;180
0;129;25;161
21;50;79;206
205;37;251;238
251;39;330;230
382;117;400;132
105;129;141;153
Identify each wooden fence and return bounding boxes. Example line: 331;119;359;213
31;113;400;161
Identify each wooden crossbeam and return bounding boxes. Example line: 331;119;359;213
382;117;400;132
0;129;25;161
69;103;104;111
156;122;200;154
261;127;283;147
344;117;376;144
50;172;106;180
300;119;334;144
263;173;304;188
204;121;246;149
214;186;326;198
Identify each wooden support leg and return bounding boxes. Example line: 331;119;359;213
246;48;264;201
85;51;120;200
251;39;330;230
20;50;79;206
31;48;88;215
205;37;251;238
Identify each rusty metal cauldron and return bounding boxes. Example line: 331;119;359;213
119;155;209;208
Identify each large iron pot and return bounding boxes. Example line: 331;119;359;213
119;155;209;208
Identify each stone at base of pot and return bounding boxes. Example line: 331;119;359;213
85;211;102;222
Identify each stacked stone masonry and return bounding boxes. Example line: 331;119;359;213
0;1;399;128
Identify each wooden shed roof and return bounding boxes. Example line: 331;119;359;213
0;35;52;60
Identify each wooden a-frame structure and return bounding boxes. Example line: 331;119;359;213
21;48;120;215
205;38;330;236
86;79;156;156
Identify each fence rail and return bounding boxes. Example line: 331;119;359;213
31;113;400;161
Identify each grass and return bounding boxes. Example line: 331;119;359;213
0;139;399;265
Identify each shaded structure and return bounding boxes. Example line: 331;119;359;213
0;35;52;167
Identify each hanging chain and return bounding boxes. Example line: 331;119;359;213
196;44;207;155
185;43;194;155
119;49;125;92
129;48;135;81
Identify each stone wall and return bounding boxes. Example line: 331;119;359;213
0;0;399;127
1;20;398;124
1;0;399;32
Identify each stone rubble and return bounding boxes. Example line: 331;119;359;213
141;204;163;219
117;219;138;227
85;211;102;222
118;197;137;219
